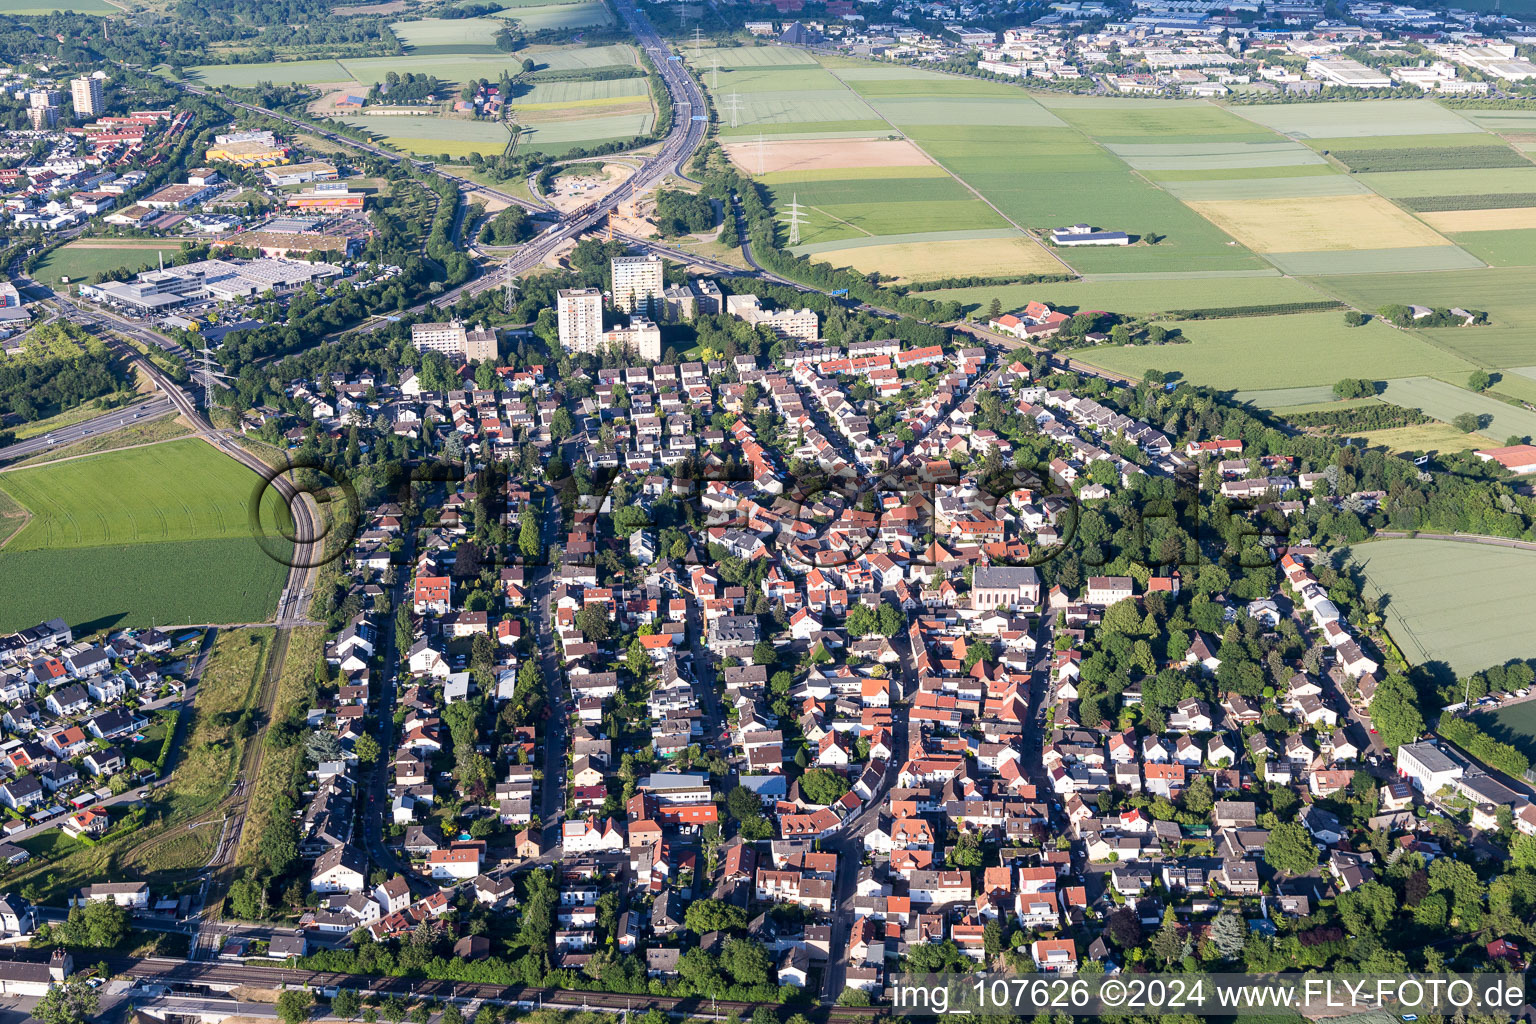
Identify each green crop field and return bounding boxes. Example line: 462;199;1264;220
515;111;653;153
515;77;647;106
186;59;352;87
1355;167;1536;198
390;17;505;51
342;116;514;156
700;45;819;68
1314;267;1536;367
1156;174;1368;200
717;90;885;136
0;0;117;11
1106;140;1327;171
332;44;634;84
1073;311;1475;390
1328;145;1530;173
887;124;1267;273
1050;101;1276;142
1309;133;1502;151
0;439;288;551
1350;538;1536;677
0;440;291;633
493;1;613;31
33;242;185;286
1377;376;1536;441
1231;100;1481;139
1264;246;1485;276
1450;229;1536;267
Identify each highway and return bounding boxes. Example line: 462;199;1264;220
0;396;175;464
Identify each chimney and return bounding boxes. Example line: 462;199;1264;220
48;949;72;981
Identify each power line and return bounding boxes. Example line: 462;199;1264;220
782;192;809;247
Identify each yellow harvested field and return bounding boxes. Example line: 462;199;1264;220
1185;195;1449;253
1419;207;1536;233
723;138;931;175
812;236;1064;282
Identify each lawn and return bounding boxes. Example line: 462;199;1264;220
1231;100;1481;139
1472;700;1536;762
34;241;187;286
1376;376;1536;442
1073;311;1475;390
1350;538;1536;677
235;626;323;868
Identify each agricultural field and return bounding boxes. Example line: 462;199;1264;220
184;58;353;88
1327;145;1531;173
1450;229;1536;267
764;170;1009;250
492;0;613;31
1314;267;1536;368
341;115;515;157
923;270;1323;316
0;440;290;633
0;0;116;9
807;235;1065;282
389;18;506;52
1376;376;1536;443
1185;194;1449;253
1232;100;1482;139
1074;311;1475;391
514;111;654;154
1350;538;1536;677
33;240;185;286
1354;421;1497;455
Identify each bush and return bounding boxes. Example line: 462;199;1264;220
1344;311;1368;328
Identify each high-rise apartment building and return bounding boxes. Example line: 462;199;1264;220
410;319;497;362
610;254;664;316
71;76;104;118
557;288;604;355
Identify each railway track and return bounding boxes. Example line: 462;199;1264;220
111;957;886;1022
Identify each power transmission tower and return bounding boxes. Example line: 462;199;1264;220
783;193;808;247
503;262;519;316
723;92;743;128
693;26;703;59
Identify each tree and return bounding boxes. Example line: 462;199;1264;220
1209;911;1247;958
1454;412;1480;433
1514;834;1536;870
877;602;903;636
798;768;850;806
752;641;777;666
353;733;381;766
522;57;536;73
1469;369;1491;392
34;976;98;1024
1105;907;1141;948
1263;822;1318;876
519;506;540;558
1368;674;1424;750
276;990;313;1024
720;937;771;985
62;900;127;948
1343;311;1368;328
684;898;747;934
1181;773;1214;815
987;298;1002;319
331;990;362;1021
575;604;611;641
228;877;263;920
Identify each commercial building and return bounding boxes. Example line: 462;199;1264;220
265;161;340;186
205;131;291;166
142;182;220;210
410;319;498;363
1473;444;1536;475
286;187;365;212
611;254;665;316
71;76;104;118
1398;741;1464;795
81;257;343;311
557;287;604;355
1306;57;1392;88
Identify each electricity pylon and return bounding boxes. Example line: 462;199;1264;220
783;193;808;247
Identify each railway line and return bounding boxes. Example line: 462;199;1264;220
109;956;886;1022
